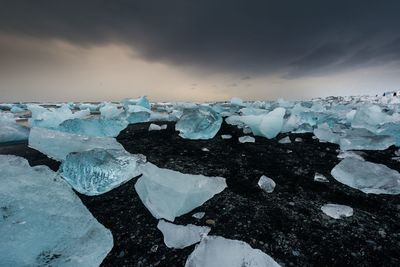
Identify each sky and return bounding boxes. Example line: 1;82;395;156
1;0;400;102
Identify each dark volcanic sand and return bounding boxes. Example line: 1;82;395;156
1;122;400;267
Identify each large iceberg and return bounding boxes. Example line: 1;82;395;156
157;220;210;249
0;155;113;267
135;162;227;221
331;157;400;194
60;148;145;195
29;127;124;161
57;117;128;137
176;106;222;140
0;112;29;143
185;236;281;267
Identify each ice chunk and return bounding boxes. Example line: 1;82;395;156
239;136;255;143
258;175;276;193
351;105;395;132
0;155;113;267
176;106;222;140
10;106;25;113
339;128;395;151
230;97;244;106
331;157;400;194
29;127;124;161
321;204;353;219
278;136;291;144
0;113;29;143
125;105;151;124
135;162;227;221
122;96;151;110
157;220;210;249
149;123;167;131
337;150;365;160
294;137;303;142
314;173;329;183
79;103;99;112
185;236;281;267
60;148;145;195
221;134;232;139
100;102;123;119
192;212;205;219
57;117;128;137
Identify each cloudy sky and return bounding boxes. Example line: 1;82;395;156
1;0;400;102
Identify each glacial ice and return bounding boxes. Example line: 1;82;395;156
149;123;167;131
230;97;245;106
331;157;400;194
221;134;232;139
60;148;145;195
135;162;227;221
157;220;210;249
99;102;123;119
321;204;353;219
125;105;151;124
122;96;151;110
57;117;128;137
0;112;29;143
239;136;255;143
185;236;281;267
176;106;222;140
192;212;206;219
258;175;276;193
29;127;124;161
278;136;291;144
0;155;113;267
314;173;329;183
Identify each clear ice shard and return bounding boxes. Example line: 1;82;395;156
278;136;291;144
258;175;276;193
29;127;124;161
321;204;353;219
331;157;400;194
0;155;113;267
185;236;281;267
135;162;227;221
314;173;329;183
175;106;222;140
239;136;255;143
57;117;128;137
148;123;167;131
157;220;211;249
0;112;29;143
60;148;145;196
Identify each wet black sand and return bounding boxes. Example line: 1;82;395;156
1;122;399;267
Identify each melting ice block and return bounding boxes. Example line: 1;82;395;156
29;127;124;161
258;175;276;193
0;155;113;267
278;136;291;144
321;204;353;219
331;157;400;194
125;105;151;124
185;236;281;267
0;112;29;143
60;148;145;195
157;220;210;249
239;136;255;143
135;162;227;221
176;106;222;140
99;102;123;119
57;117;128;137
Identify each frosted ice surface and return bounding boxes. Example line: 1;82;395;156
278;136;291;144
176;106;222;140
148;123;167;131
122;96;151;110
258;175;276;193
135;162;227;221
0;112;29;143
60;148;145;195
57;117;128;137
239;136;255;143
230;97;244;106
29;127;124;161
185;236;281;267
100;102;123;119
339;128;395;151
331;157;400;194
321;204;353;219
157;220;210;249
0;155;113;267
125;105;151;124
221;134;232;139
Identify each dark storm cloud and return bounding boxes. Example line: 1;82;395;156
1;0;400;77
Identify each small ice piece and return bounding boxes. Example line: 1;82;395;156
331;157;400;194
278;136;291;144
149;123;162;131
230;97;244;106
221;134;232;139
337;150;365;161
314;173;329;183
176;106;222;140
185;236;281;267
192;212;206;219
57;117;128;137
321;204;353;219
60;148;145;195
201;148;210;152
0;112;29;143
294;137;303;142
239;136;255;143
135;162;227;221
29;127;124;161
160;124;168;130
0;155;113;267
258;175;276;193
157;220;211;249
